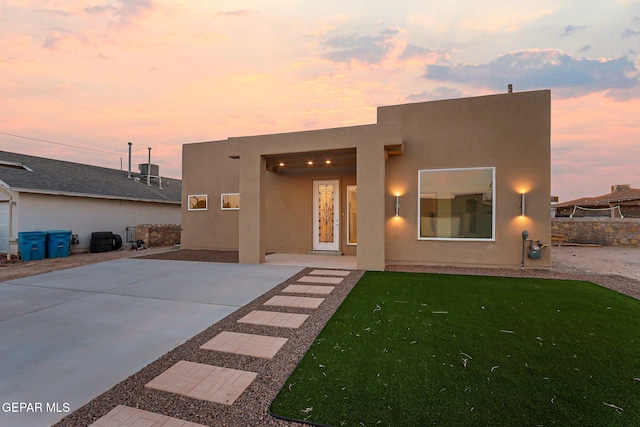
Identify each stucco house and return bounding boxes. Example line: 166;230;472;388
181;90;551;270
0;151;181;255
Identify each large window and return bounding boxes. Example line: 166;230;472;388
418;167;495;240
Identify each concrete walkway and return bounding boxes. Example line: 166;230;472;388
266;252;357;269
0;259;303;427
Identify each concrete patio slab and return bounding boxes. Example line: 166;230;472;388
0;283;86;322
0;259;303;427
107;261;303;306
200;331;288;359
90;405;209;427
237;310;309;328
5;258;200;292
145;360;257;405
266;253;356;269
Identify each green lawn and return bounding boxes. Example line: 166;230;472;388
270;271;640;426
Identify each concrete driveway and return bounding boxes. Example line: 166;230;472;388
0;259;303;427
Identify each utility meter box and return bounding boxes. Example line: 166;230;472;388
528;242;541;259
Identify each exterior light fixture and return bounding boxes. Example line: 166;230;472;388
520;193;526;216
307;161;314;166
395;196;400;216
279;162;284;167
325;160;331;165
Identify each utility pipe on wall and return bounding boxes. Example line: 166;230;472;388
127;142;132;178
147;147;151;186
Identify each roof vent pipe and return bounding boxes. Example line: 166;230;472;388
127;142;133;178
147;147;152;186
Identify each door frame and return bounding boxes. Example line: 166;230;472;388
312;179;340;251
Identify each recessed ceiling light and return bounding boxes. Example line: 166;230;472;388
325;160;331;164
308;161;314;165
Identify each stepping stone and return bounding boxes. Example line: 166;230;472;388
89;404;209;427
238;310;309;328
264;295;324;309
297;275;343;284
145;360;257;405
309;269;351;276
282;284;335;295
200;331;288;360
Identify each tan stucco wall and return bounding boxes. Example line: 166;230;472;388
181;140;240;250
381;90;551;268
181;90;550;269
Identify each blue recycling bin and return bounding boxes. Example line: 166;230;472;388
45;230;72;258
18;231;47;261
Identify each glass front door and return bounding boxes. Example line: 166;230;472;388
313;180;340;251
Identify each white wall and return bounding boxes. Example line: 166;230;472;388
13;193;180;252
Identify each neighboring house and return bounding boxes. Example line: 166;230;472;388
181;90;551;270
555;184;640;218
0;151;181;255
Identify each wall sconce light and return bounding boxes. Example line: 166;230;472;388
395;196;400;216
520;193;526;216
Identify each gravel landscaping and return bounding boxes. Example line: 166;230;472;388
51;248;640;426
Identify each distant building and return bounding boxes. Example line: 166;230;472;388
0;151;181;255
555;185;640;218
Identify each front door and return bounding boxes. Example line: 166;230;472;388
313;180;340;251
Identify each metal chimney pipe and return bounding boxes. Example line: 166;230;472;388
127;142;132;178
147;147;152;186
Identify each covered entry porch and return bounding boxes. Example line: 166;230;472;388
228;123;402;271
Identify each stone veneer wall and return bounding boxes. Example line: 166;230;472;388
551;218;640;246
135;224;181;247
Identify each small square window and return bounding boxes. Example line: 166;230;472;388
188;194;208;211
221;193;240;210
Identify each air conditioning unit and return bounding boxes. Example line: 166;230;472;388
139;163;159;176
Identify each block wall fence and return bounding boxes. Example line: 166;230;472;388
552;218;640;246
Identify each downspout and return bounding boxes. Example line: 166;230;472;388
8;198;14;258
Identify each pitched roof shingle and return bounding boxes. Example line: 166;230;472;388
556;187;640;208
0;151;181;204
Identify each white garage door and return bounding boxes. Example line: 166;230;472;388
0;201;9;253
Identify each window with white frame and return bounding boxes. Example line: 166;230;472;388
221;193;240;210
188;194;208;211
418;167;495;240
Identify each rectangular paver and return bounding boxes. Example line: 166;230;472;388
309;269;351;276
200;331;288;359
238;310;309;328
90;404;209;427
297;275;344;284
145;360;257;405
264;295;324;309
282;284;335;295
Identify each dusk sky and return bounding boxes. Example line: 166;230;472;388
2;1;640;202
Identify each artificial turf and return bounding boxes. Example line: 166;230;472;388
269;271;640;426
